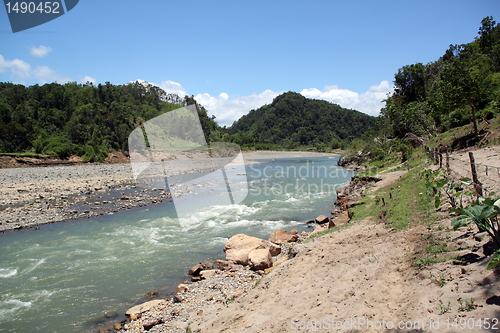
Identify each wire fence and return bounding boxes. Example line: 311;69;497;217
425;147;500;197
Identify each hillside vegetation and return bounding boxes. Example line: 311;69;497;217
0;81;220;161
226;91;376;151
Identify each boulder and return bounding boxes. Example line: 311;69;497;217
335;196;349;206
188;262;213;276
335;211;351;225
200;269;217;279
248;249;273;270
173;295;184;303
176;284;189;294
315;215;329;224
125;299;164;316
269;229;299;244
143;318;164;330
214;259;232;271
224;234;281;265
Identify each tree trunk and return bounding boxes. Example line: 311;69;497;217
468;98;479;135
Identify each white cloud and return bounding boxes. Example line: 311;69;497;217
81;75;97;85
0;54;71;84
29;45;52;57
194;89;282;127
158;80;187;97
300;80;393;116
0;54;31;80
33;66;71;84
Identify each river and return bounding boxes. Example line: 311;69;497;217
0;155;353;332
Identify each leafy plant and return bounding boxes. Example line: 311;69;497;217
452;196;500;269
423;169;449;209
422;168;474;210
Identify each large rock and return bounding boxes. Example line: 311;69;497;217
200;269;217;279
315;215;329;224
214;259;232;271
248;249;273;270
176;284;189;294
224;234;281;265
188;262;213;276
125;299;164;316
269;229;299;244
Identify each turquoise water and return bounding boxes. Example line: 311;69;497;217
0;156;354;332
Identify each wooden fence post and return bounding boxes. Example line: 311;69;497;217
445;147;450;175
439;147;443;169
469;152;483;197
434;148;438;165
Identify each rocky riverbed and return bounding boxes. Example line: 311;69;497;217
0;163;171;232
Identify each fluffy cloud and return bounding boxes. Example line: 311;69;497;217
0;54;31;80
0;54;71;84
29;45;52;57
158;80;187;97
194;90;282;127
300;80;393;116
33;66;71;84
81;75;97;84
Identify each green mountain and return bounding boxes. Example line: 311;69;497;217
226;92;377;150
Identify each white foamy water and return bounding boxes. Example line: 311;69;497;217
0;156;354;333
0;269;17;279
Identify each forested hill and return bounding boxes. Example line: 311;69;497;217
227;92;376;150
0;81;220;161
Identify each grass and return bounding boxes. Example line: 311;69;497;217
349;165;435;230
0;152;52;157
458;298;478;312
438;300;451;314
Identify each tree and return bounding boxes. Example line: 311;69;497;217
440;44;491;135
394;63;426;103
478;16;496;52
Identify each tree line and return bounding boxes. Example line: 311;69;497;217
0;81;220;161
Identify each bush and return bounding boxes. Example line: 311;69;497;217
41;135;75;158
83;140;108;162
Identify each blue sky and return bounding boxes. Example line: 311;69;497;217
1;0;499;126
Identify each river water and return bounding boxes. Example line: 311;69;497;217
0;155;353;332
